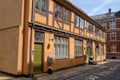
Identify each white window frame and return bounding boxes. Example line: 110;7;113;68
110;21;116;29
110;32;116;41
100;44;104;55
80;17;84;29
54;36;68;59
74;40;83;57
75;15;80;27
111;44;116;52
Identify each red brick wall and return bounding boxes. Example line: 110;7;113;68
97;18;120;54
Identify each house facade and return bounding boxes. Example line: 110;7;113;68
92;9;120;59
0;0;106;75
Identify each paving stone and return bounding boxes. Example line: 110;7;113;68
0;59;120;80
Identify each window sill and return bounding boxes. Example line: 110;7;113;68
75;56;84;58
35;9;47;16
75;55;86;58
64;22;70;25
54;58;69;60
74;26;84;30
86;30;94;34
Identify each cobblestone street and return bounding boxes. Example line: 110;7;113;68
35;59;120;80
0;59;120;80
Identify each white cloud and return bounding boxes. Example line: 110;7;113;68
89;0;113;16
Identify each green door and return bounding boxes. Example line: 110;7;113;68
34;43;43;73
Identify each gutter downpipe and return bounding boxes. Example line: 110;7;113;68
30;0;35;79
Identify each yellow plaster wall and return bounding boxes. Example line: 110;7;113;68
71;23;74;32
22;27;33;74
54;21;62;29
74;28;79;34
79;30;84;36
63;24;70;31
0;27;19;74
83;40;86;55
0;0;23;29
35;13;46;24
48;14;53;26
92;42;95;61
17;26;24;74
43;32;54;72
69;37;74;59
71;12;74;22
49;0;54;12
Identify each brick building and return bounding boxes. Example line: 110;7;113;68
92;9;120;59
0;0;106;75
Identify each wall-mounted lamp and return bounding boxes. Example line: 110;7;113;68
49;39;54;42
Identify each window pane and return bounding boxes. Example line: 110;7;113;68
74;40;83;57
80;18;84;29
64;9;70;24
35;0;46;12
55;3;62;20
42;0;46;12
36;0;40;10
35;32;44;42
75;15;79;27
54;36;68;59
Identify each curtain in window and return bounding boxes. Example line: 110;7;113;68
74;40;83;57
54;36;68;59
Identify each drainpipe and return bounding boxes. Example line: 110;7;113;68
30;0;35;79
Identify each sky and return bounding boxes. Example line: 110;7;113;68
70;0;120;16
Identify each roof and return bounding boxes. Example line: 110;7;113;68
91;10;120;20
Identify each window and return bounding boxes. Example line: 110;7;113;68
75;15;84;29
101;31;105;37
35;32;44;42
80;18;84;29
86;42;92;57
54;36;68;59
110;32;116;40
35;0;47;12
86;21;93;32
74;40;83;57
75;15;79;27
64;8;70;24
111;44;116;52
101;22;107;27
86;21;90;31
95;27;100;35
95;43;99;56
110;21;116;29
100;44;104;55
55;3;62;20
100;30;104;37
54;3;70;24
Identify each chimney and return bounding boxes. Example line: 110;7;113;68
108;8;111;13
